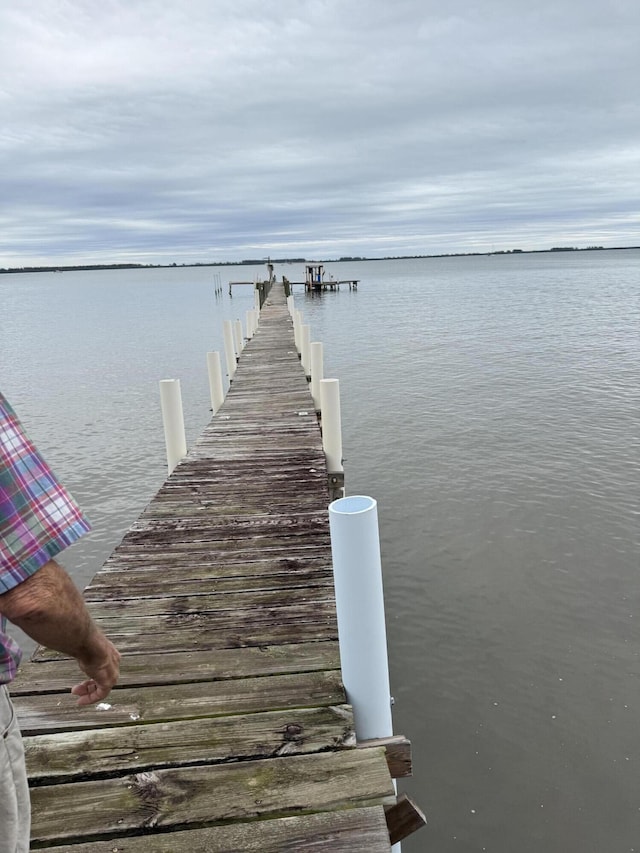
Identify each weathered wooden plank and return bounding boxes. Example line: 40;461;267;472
85;586;335;619
358;735;413;779
179;453;321;468
142;491;326;508
86;598;336;632
15;670;346;734
39;806;391;852
163;460;326;479
83;567;333;601
195;402;316;411
384;793;428;845
29;748;395;844
121;528;330;549
130;509;328;528
125;514;329;539
104;549;331;571
12;641;341;694
24;705;355;781
97;551;332;574
165;447;324;463
174;434;320;449
111;531;332;552
143;490;328;507
32;616;338;658
191;426;320;439
138;497;327;517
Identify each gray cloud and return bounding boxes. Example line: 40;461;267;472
1;0;639;265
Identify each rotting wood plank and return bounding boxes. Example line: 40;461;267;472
96;549;333;574
82;567;334;601
39;806;392;852
121;518;330;540
385;794;428;845
140;489;327;507
84;585;335;619
87;599;337;635
85;555;333;587
24;704;355;781
130;508;329;528
101;544;332;566
157;479;325;497
110;530;332;552
15;670;346;735
29;748;395;844
31;615;338;659
12;641;340;694
139;500;328;519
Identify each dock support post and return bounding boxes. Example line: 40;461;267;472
159;379;187;475
293;310;302;353
223;320;237;380
248;308;259;337
310;341;323;411
328;495;393;740
206;351;225;414
287;295;294;316
301;324;311;378
234;319;244;354
320;378;344;498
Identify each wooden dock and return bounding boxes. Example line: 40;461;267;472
10;282;415;851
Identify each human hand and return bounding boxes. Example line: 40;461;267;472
71;633;121;707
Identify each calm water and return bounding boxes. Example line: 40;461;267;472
1;251;639;852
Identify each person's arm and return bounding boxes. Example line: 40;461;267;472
0;559;121;706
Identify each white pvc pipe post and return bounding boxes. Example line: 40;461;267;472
293;309;302;352
301;324;311;377
328;495;393;740
245;310;254;340
206;351;225;414
223;319;237;380
287;294;294;316
320;378;343;473
254;289;261;312
249;308;258;335
159;379;187;475
234;318;243;354
310;341;324;410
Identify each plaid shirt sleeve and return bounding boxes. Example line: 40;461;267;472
0;391;91;594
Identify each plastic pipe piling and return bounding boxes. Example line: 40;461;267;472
159;379;187;475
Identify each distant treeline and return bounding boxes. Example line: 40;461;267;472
1;246;637;275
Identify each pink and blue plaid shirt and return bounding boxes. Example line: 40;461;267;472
0;391;91;683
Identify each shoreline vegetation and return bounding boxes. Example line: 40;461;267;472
1;245;637;275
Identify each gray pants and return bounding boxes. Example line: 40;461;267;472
0;686;30;853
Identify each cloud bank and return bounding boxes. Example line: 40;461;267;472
1;0;639;265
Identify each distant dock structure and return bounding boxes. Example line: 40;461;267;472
302;263;359;292
230;261;359;296
228;260;276;303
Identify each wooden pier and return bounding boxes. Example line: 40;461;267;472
10;283;421;850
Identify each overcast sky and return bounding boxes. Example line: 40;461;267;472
1;0;639;266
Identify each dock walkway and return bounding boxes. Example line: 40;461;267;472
11;283;397;851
